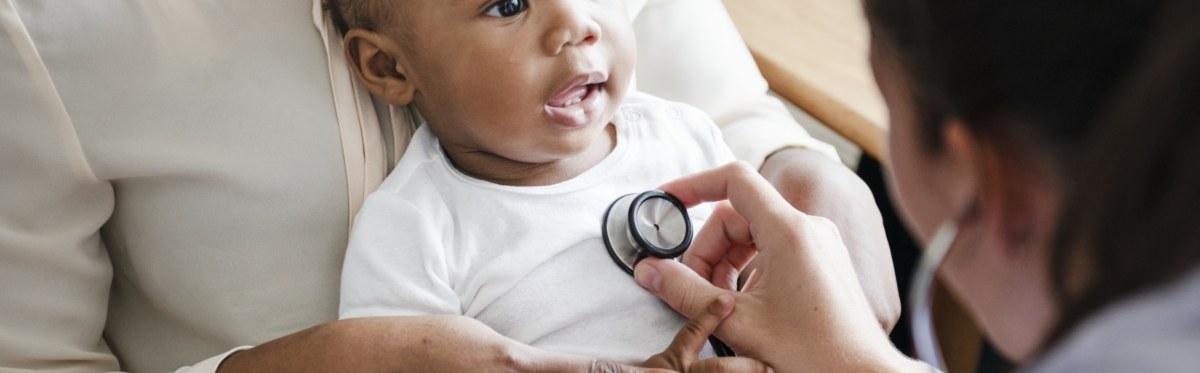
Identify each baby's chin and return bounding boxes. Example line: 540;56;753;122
535;121;616;160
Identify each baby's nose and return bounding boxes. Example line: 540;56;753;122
541;0;602;55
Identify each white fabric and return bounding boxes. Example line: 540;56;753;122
173;347;251;373
632;0;840;167
0;0;835;371
313;0;388;229
1028;268;1200;372
340;92;734;363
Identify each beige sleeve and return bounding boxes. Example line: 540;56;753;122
0;2;118;370
1;4;244;372
631;0;840;168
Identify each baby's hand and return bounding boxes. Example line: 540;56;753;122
640;293;771;373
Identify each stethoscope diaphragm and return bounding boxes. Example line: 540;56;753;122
601;189;737;357
602;190;693;275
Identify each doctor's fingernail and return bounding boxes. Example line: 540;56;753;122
635;263;662;293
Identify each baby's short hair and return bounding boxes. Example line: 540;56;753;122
325;0;393;35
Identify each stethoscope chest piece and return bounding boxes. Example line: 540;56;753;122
602;190;693;275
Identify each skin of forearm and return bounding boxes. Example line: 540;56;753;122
217;316;525;372
758;147;901;332
217;316;634;373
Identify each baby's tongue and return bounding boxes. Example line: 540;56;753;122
549;85;587;107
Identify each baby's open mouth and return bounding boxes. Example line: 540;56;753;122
544;72;607;127
548;83;601;108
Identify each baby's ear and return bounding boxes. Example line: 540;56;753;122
342;29;415;105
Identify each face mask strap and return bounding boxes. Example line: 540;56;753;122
909;220;959;372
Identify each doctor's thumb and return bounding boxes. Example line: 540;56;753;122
635;258;731;320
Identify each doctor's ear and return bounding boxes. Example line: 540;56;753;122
938;121;984;222
342;29;416;105
947;121;1058;257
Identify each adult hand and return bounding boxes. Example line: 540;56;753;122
642;293;772;373
636;162;921;372
759;147;900;331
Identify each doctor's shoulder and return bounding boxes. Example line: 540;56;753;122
1028;268;1200;372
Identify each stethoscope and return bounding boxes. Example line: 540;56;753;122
602;190;693;275
602;190;736;357
909;221;958;372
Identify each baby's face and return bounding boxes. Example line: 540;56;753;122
395;0;635;166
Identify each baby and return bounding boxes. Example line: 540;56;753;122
331;0;733;362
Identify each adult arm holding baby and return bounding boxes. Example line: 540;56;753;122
219;310;763;372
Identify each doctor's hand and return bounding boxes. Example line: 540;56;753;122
637;162;922;372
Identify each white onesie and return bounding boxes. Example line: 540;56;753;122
339;91;735;363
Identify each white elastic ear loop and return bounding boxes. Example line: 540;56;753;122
910;221;958;372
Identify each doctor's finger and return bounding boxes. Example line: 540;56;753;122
659;162;794;231
683;202;756;291
654;292;735;369
686;357;773;373
635;257;735;321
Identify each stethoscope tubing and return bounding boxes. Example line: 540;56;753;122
909;221;958;371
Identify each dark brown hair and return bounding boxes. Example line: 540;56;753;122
863;0;1200;355
1050;0;1200;345
324;0;392;36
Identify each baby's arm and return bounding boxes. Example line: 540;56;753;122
339;191;460;319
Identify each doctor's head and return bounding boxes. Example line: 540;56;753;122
865;0;1200;364
327;0;636;181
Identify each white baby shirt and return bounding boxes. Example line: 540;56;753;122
339;92;735;362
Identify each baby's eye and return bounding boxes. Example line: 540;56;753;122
485;0;527;17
